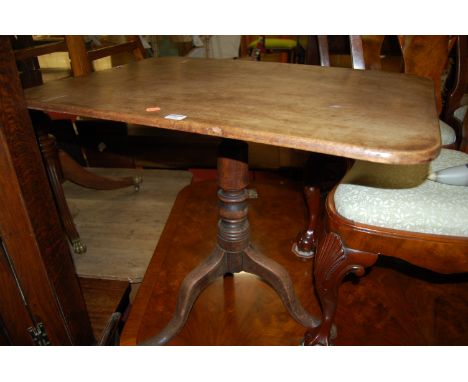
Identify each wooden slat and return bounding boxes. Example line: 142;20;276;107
87;41;140;62
14;40;68;61
25;56;440;165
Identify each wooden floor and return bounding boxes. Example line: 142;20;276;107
121;175;468;346
64;168;192;282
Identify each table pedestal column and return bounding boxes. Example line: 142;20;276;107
141;139;320;345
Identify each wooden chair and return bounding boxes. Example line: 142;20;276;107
65;36;146;77
294;36;461;258
303;36;468;345
13;36;146;253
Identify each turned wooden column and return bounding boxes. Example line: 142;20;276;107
141;139;320;345
217;139;250;261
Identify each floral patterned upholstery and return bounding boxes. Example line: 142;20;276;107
454;105;467;124
439;119;456;145
334;148;468;237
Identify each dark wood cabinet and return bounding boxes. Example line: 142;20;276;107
0;36;94;345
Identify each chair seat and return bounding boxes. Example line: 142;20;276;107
248;38;297;50
439;119;456;145
334;148;468;237
454;104;467;124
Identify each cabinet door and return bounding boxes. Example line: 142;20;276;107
0;36;94;345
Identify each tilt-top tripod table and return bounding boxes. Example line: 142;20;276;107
140;139;320;345
24;56;440;345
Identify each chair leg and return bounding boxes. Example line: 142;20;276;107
304;232;378;345
59;149;142;191
292;186;321;258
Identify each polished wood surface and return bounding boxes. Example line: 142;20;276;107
79;277;131;341
121;175;468;345
139;141;319;345
360;36;385;70
306;189;468;345
121;176;322;345
25;56;440;164
327;190;468;274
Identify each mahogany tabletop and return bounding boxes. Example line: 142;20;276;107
25;56;440;164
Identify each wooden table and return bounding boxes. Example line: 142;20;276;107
25;57;441;345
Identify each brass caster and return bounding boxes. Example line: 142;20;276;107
291;242;315;259
72;239;87;254
133;176;143;191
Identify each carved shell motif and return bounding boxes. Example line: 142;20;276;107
315;232;367;293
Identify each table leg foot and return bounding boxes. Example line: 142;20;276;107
59;149;140;190
140;246;227;345
293;186;320;259
243;245;320;330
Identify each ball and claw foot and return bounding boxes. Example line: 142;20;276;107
72;239;87;254
133;176;143;192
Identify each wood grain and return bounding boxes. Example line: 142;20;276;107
121;177;319;345
121;176;468;345
0;36;94;345
25;56;440;164
326;188;468;275
79;277;130;340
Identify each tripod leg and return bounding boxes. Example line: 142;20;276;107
140;247;227;345
59;149;142;191
243;245;320;330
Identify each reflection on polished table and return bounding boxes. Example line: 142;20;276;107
25;56;441;345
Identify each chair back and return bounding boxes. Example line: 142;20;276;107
443;36;468;136
65;36;146;77
316;36;456;115
398;36;456;114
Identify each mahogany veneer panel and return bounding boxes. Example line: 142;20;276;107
121;177;468;345
25;57;440;164
79;277;130;340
